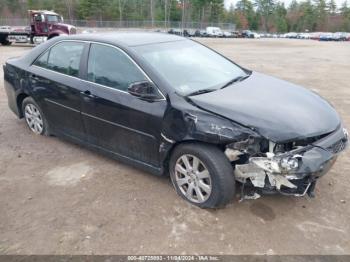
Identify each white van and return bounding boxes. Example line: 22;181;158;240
206;27;223;37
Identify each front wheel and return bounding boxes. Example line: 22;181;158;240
169;143;235;208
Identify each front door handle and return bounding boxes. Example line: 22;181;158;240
80;90;96;99
29;74;40;81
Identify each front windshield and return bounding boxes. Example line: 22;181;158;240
134;40;247;96
46;15;61;23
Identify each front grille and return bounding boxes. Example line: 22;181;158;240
327;139;347;154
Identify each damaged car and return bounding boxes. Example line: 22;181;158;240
3;33;348;208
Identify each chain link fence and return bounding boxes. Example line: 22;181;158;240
0;18;235;31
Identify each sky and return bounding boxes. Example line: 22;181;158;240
224;0;347;9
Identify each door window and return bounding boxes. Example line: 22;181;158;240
87;43;147;91
34;41;85;77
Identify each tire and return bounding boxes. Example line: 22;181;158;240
1;40;12;46
169;143;235;208
21;97;49;136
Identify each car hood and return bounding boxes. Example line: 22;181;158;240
189;72;340;142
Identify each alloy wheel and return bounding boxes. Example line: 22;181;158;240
24;103;44;134
174;154;212;203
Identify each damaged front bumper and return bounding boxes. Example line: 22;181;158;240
233;126;348;198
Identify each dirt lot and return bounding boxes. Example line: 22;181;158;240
0;38;349;255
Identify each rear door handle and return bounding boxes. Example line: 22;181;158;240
80;90;96;99
30;74;50;84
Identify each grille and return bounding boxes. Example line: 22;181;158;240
327;139;347;154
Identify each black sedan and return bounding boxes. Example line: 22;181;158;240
3;33;348;208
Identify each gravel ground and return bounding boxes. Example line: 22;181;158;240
0;38;349;255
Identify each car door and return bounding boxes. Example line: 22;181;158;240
31;13;47;36
30;41;88;141
80;43;167;167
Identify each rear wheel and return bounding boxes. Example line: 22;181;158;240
169;143;235;208
1;40;12;46
22;97;49;135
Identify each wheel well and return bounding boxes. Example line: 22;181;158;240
16;93;29;118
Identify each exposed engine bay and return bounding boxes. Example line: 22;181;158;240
224;126;348;200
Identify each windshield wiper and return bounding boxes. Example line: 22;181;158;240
186;88;217;97
220;74;250;89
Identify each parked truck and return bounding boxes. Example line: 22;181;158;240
0;10;76;45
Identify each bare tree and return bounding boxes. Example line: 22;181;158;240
150;0;154;27
118;0;127;26
65;0;73;20
164;0;168;28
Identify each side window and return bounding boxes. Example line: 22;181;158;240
34;50;49;68
87;44;147;91
34;42;84;78
47;42;84;77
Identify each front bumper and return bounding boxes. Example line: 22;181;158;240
234;126;348;198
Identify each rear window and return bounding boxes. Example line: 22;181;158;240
34;41;85;77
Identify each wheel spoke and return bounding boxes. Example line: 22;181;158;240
177;178;188;187
33;108;39;116
26;105;33;115
26;116;33;123
195;186;205;202
192;157;199;172
175;164;187;176
181;155;191;171
34;122;41;133
198;180;211;194
197;170;210;179
36;117;43;125
186;183;195;198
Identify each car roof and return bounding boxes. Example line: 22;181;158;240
29;10;59;16
63;32;187;47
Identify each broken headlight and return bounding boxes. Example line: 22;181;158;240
280;156;299;171
251;154;301;174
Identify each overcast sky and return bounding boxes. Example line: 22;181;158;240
224;0;347;9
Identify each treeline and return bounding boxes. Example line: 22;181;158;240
1;0;350;32
227;0;350;32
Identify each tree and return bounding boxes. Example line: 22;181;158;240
255;0;276;32
236;0;257;29
274;2;287;32
340;0;350;30
314;0;328;30
327;0;337;14
209;0;225;23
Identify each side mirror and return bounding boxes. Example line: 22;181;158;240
127;81;160;100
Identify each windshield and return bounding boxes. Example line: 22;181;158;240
134;41;247;96
46;15;61;23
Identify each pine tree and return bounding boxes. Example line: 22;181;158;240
327;0;337;14
255;0;276;32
